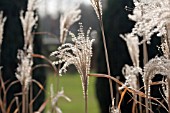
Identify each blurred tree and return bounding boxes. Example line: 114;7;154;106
0;0;46;112
96;0;163;113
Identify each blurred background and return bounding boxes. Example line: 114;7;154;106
0;0;140;113
36;0;106;112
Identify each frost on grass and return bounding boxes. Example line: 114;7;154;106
51;23;95;97
15;45;33;89
129;0;170;44
60;4;81;44
0;11;6;48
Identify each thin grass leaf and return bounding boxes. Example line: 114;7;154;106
7;98;16;113
118;88;127;110
32;54;58;74
35;99;49;113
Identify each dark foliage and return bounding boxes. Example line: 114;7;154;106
0;0;46;112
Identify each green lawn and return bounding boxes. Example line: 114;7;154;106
46;73;100;113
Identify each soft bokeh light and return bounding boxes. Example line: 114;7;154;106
38;0;91;19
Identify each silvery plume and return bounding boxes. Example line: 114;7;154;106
51;23;95;97
129;0;170;44
15;45;33;89
90;0;102;20
143;56;170;112
120;33;141;90
20;0;38;48
162;78;169;104
120;33;139;67
120;65;142;90
50;84;71;113
0;11;6;47
60;4;81;44
160;39;170;58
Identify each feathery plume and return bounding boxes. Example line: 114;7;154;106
120;33;140;67
90;0;102;20
161;39;170;58
143;56;170;113
20;0;38;48
60;4;81;44
162;78;169;104
15;45;33;89
130;0;170;44
51;23;95;98
121;65;142;90
0;11;6;48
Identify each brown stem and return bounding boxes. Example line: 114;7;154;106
29;83;33;113
143;41;148;65
145;80;149;113
168;78;170;113
89;73;168;112
56;63;61;93
85;90;88;113
138;77;143;113
22;86;26;113
25;89;28;113
99;19;114;103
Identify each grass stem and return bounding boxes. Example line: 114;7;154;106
99;19;114;104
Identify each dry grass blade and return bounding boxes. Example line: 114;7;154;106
7;97;16;113
89;73;169;111
32;64;51;71
35;99;49;113
0;97;5;113
32;79;44;90
0;74;6;97
6;80;19;95
118;88;127;110
32;54;58;74
0;74;7;113
15;97;20;113
128;95;154;113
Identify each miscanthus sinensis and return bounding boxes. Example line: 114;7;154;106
162;78;169;104
90;0;102;20
51;23;95;97
120;65;142;90
129;0;170;44
60;4;81;44
0;11;6;48
15;45;33;89
120;33;139;67
16;0;37;89
143;57;169;96
120;33;141;91
143;56;170;112
20;0;38;48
